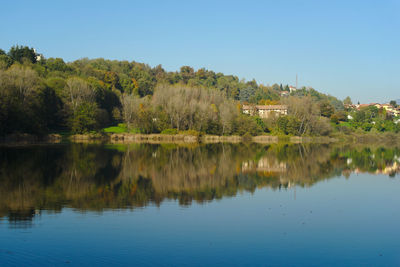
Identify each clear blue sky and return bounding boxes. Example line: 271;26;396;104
1;0;399;103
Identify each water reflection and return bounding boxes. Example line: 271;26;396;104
0;143;399;225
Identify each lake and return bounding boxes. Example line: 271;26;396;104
0;143;399;266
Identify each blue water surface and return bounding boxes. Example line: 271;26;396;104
1;174;399;266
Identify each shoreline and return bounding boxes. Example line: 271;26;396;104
0;132;340;145
1;132;400;145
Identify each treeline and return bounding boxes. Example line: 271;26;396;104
1;45;347;136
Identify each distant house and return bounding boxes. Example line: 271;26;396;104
280;91;289;97
36;54;43;62
242;105;288;118
289;86;297;93
356;103;375;110
355;102;400;117
33;48;43;62
381;104;400;117
344;104;356;110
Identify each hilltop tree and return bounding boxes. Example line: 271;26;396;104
343;96;352;105
8;45;37;64
180;66;195;83
104;71;122;91
46;58;70;72
239;87;256;103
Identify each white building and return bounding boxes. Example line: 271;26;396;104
33;48;43;62
242;105;288;118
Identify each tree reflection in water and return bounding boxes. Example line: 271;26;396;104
0;143;399;225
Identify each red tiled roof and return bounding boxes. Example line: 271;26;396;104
243;105;288;110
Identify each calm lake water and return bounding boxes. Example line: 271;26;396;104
0;143;399;266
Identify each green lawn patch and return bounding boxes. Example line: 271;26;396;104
103;123;128;133
339;121;352;127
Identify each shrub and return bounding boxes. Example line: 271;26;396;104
254;117;268;132
361;122;373;132
161;128;178;135
129;128;143;134
330;114;339;124
312;117;332;136
276;116;289;134
234;115;263;136
71;102;99;133
336;125;352;134
286;116;301;135
205;120;222;135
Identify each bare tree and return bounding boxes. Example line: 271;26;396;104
121;94;155;132
64;77;94;113
283;96;324;135
121;94;139;129
219;100;237;135
4;65;38;102
153;84;230;132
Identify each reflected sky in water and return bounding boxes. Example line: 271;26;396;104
0;143;399;266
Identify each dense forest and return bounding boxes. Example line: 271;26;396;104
0;45;399;137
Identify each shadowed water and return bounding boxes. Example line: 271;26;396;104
0;143;399;266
